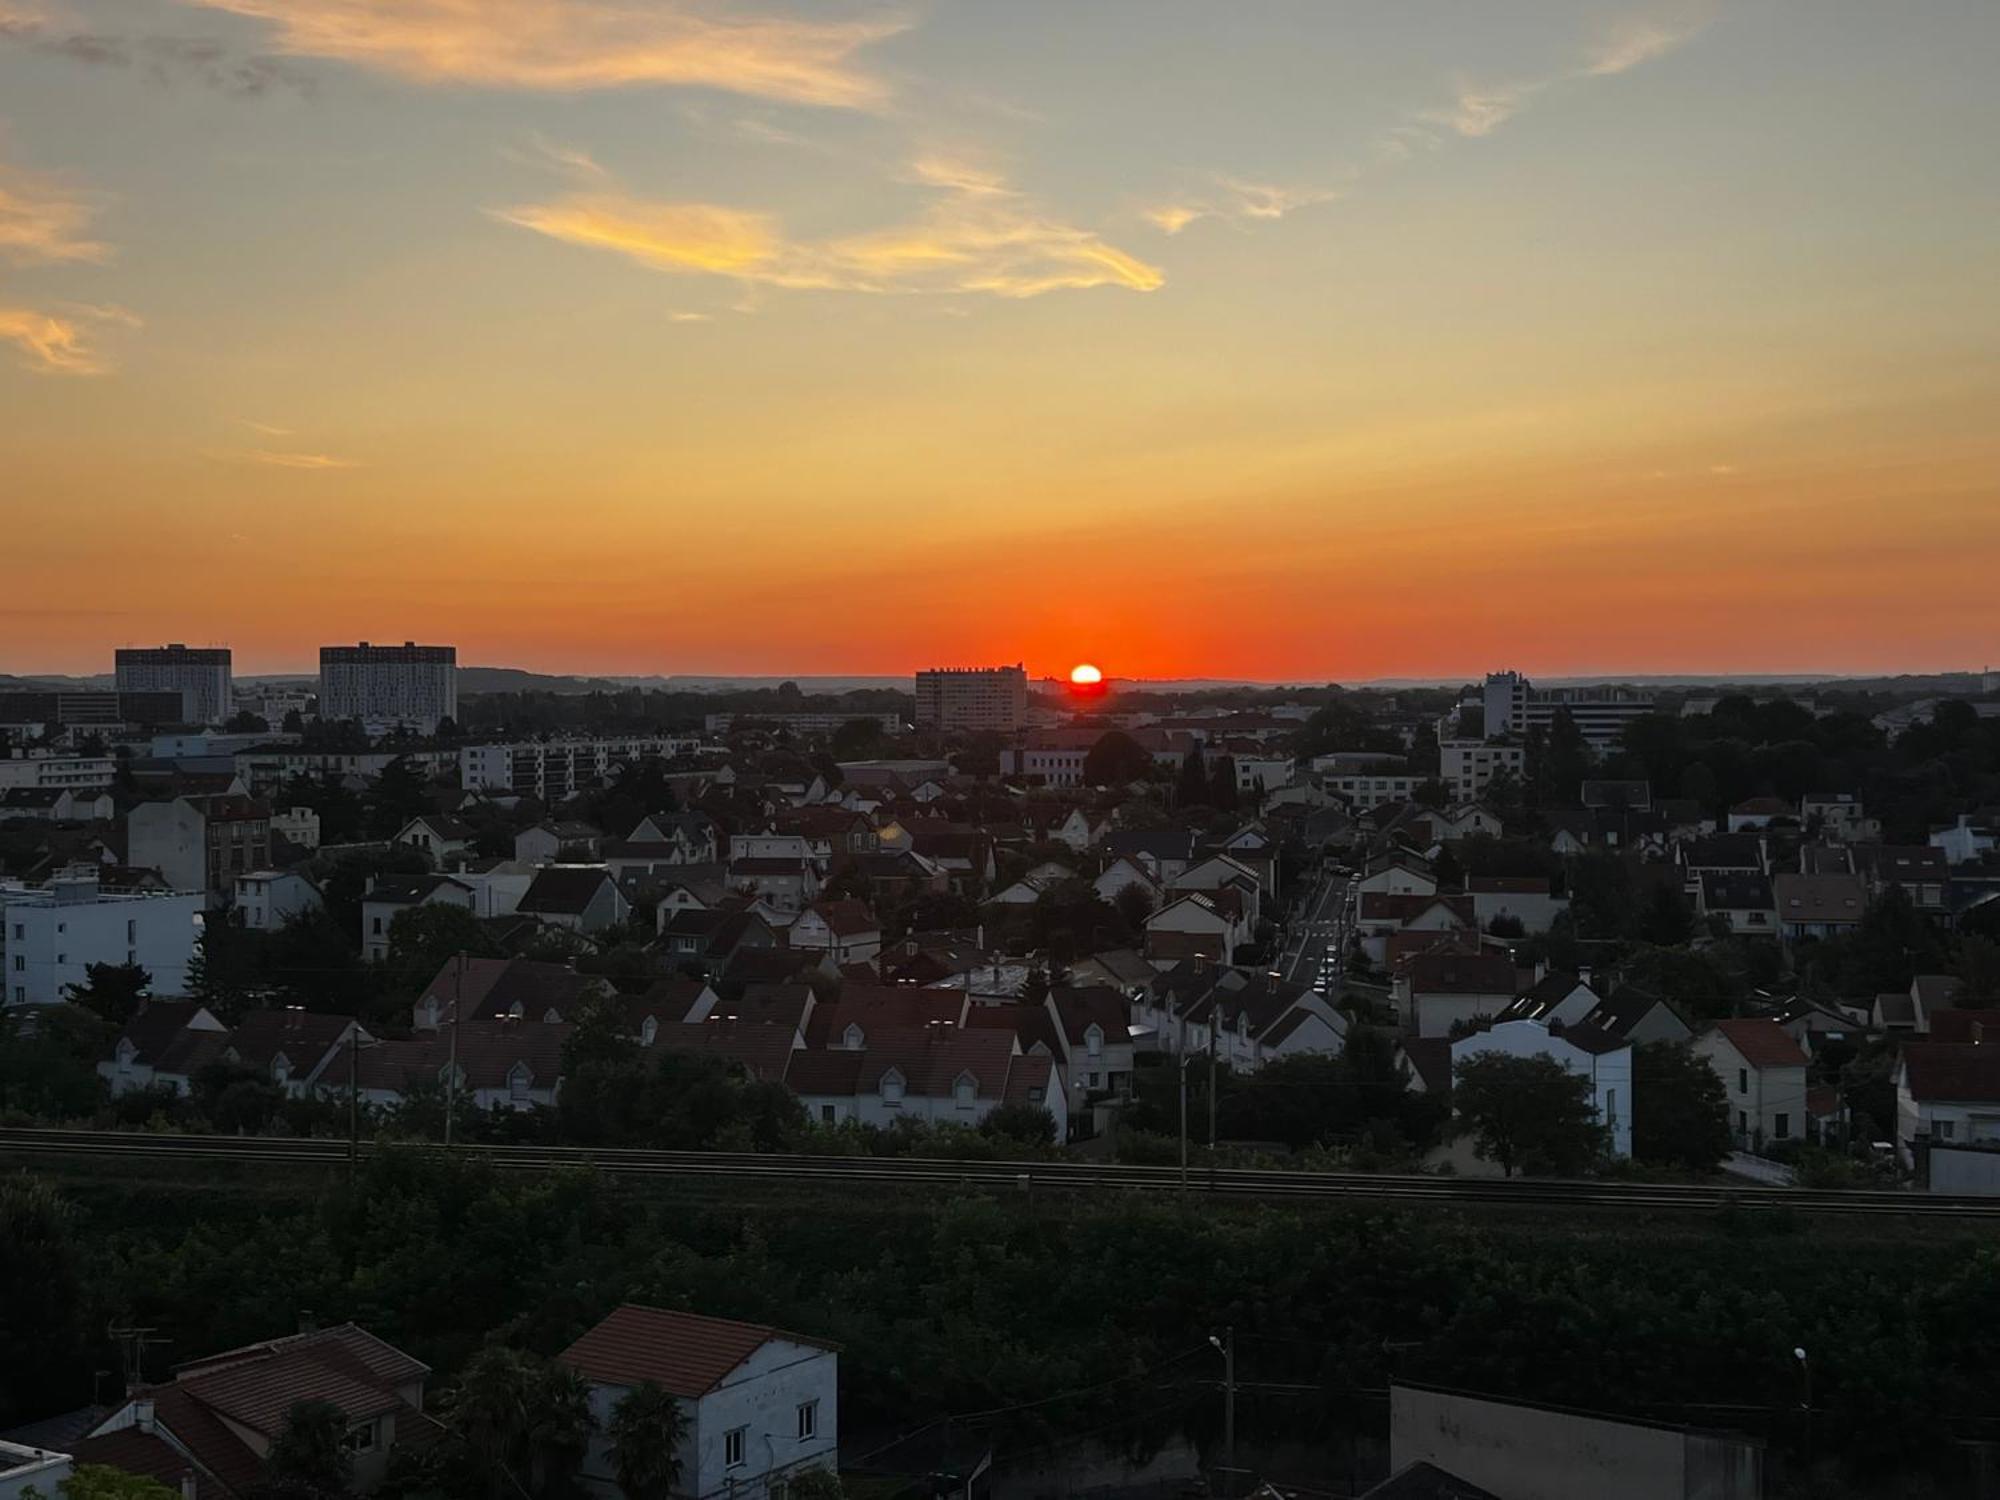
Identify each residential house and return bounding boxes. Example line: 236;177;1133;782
1396;952;1519;1039
1093;856;1162;909
1357;853;1437;899
1851;844;1949;915
514;820;604;865
1771;872;1868;941
726;857;820;913
73;1324;434;1497
1143;891;1248;966
99;999;231;1096
1465;875;1567;935
1100;830;1199;886
1695;1019;1810;1148
561;1305;838;1500
127;795;273;905
787;899;883;965
1678;834;1767;887
1451;1018;1632;1158
1871;974;1963;1035
1047;985;1136;1112
1802;792;1876;842
1696;873;1777;937
414;955;601;1028
659;909;780;972
517;866;632;934
1579;987;1692;1045
1930;814;1998;866
1727;797;1795;832
359;874;475;962
1168;853;1266;928
392;814;475;865
1896;1044;2000;1165
1499;970;1601;1029
0;786;114;822
330;1021;567;1111
232;869;322;932
225;1007;365;1094
786;1025;1066;1136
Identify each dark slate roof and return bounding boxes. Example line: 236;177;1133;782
518;865;617;915
1359;1461;1502;1500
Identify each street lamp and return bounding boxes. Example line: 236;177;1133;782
1793;1347;1812;1476
1209;1329;1236;1497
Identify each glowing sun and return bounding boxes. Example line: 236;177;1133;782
1069;663;1103;686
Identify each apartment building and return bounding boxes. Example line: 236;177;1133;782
318;641;457;732
114;644;233;725
914;665;1027;733
1439;738;1526;801
461;736;703;800
2;875;203;1007
1482;671;1655;750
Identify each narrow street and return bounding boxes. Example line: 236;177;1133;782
1281;865;1358;994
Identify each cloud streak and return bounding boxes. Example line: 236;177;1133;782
0;157;109;267
497;157;1163;299
0;300;134;375
1142;176;1340;236
0;3;313;96
209;447;358;469
1421;4;1713;141
177;0;907;108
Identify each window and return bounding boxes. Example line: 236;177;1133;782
10;956;19;972
510;1068;531;1102
342;1421;377;1454
954;1076;976;1109
1738;1109;1748;1135
820;1104;836;1124
8;924;17;940
725;1428;746;1468
126;920;136;942
797;1401;818;1440
1936;1120;1957;1140
11;987;22;1004
1738;1068;1748;1094
371;916;383;935
1774;1113;1790;1140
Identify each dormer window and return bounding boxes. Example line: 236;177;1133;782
954;1073;977;1108
508;1000;525;1020
640;1016;659;1046
844;1023;864;1050
424;999;439;1027
1085;1024;1103;1057
881;1069;905;1105
272;1053;291;1084
509;1065;532;1102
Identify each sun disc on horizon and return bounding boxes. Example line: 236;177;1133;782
1070;663;1103;686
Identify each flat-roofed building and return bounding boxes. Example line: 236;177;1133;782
914;665;1027;733
114;644;233;724
319;640;457;732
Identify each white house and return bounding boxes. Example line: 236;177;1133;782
233;869;323;931
1357;855;1437;899
1896;1044;2000;1166
1396;951;1518;1040
1450;1018;1633;1159
393;814;476;864
1930;814;1998;866
360;874;476;963
517;866;632;934
1695;1019;1810;1149
1465;876;1568;935
2;875;203;1007
562;1305;839;1500
786;899;882;964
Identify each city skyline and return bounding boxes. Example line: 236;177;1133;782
4;0;1998;678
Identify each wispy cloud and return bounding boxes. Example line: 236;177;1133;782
0;300;135;375
177;0;907;109
0;157;109;267
0;2;312;97
208;446;358;469
667;310;710;322
502;132;610;182
1419;4;1712;141
1142;175;1339;236
497;156;1163;299
237;417;294;436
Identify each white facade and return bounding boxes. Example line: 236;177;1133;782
0;1440;72;1500
1324;771;1424;809
2;878;203;1007
914;665;1027;732
1452;1019;1633;1158
1482;671;1655;750
1695;1029;1810;1149
461;736;701;799
234;870;322;931
1439;739;1526;802
1002;745;1089;786
318;641;457;731
0;754;116;791
576;1338;838;1500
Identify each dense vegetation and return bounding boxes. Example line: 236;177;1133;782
4;1156;1994;1494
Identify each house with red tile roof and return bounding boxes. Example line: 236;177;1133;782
1395;952;1519;1040
560;1305;838;1500
786;899;882;964
1895;1042;2000;1166
1695;1019;1810;1149
72;1323;434;1497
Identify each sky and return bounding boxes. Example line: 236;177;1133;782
2;0;1997;681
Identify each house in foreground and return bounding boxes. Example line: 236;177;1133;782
70;1323;434;1496
561;1305;838;1500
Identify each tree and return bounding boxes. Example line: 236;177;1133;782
1431;844;1464;892
1631;1040;1731;1174
1451;1052;1605;1177
788;1470;844;1500
442;1347;589;1500
63;962;151;1027
1175;743;1210;810
0;1004;108;1121
385;904;501;994
281;708;306;735
368;756;434;838
0;1177;88;1425
1532;709;1590;807
1636;882;1695;947
265;1399;353;1496
1208;755;1239;811
53;1468;181;1500
1956;936;2000;1009
979;1102;1058;1148
1111;880;1155;931
607;1382;687;1500
1080;730;1152;789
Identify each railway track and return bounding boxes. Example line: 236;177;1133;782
5;1127;1994;1217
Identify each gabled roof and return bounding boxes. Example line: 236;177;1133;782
1902;1043;2000;1104
1048;985;1129;1046
167;1323;424;1439
364;873;471;906
225;1008;353;1070
518;865;619;915
1772;872;1867;923
1404;951;1516;996
420;955;596;1021
801;897;880;937
1583;986;1682;1039
1708;1018;1808;1070
559;1305;836;1398
116;1000;216;1066
1700;871;1775;909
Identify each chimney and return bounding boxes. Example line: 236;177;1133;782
134;1398;156;1433
181;1473;198;1500
1578;965;1592;989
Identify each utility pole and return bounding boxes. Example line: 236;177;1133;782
1176;997;1189;1202
444;950;464;1148
1210;1326;1236;1497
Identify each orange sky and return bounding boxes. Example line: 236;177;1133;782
2;0;1997;680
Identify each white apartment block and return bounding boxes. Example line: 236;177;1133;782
1439;739;1526;802
914;665;1028;733
1482;671;1655;751
2;876;203;1007
461;736;703;800
318;641;457;732
114;644;233;725
1003;744;1089;787
1324;771;1425;809
0;754;116;791
705;712;903;736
